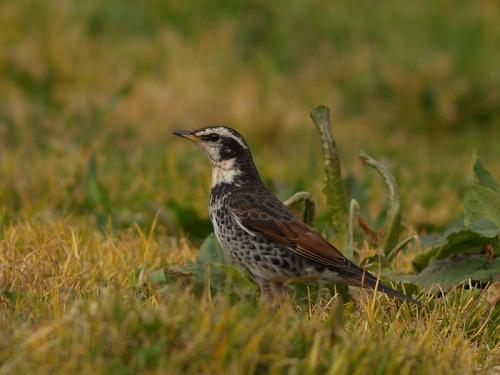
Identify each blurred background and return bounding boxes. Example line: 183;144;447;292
1;0;499;237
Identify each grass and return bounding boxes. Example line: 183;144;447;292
1;0;499;373
0;220;498;374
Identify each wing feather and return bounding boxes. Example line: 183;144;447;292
228;190;353;270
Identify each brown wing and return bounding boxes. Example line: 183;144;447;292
228;189;354;270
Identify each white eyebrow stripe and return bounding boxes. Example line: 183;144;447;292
195;127;248;149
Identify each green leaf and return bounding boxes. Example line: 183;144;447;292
410;254;500;290
148;269;167;284
180;234;257;297
310;105;348;248
414;165;500;273
468;218;500;238
196;232;228;265
464;185;500;228
472;152;499;192
183;233;226;285
412;227;498;271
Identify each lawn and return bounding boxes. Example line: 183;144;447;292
0;1;499;374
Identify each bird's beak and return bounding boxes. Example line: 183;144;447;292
173;130;201;143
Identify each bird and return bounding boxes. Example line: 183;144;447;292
173;126;417;304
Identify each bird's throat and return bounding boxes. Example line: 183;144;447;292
211;158;242;187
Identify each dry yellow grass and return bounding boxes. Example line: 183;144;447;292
0;219;498;374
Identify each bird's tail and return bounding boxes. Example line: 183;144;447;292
346;268;420;305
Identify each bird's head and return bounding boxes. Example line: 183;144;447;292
173;126;261;187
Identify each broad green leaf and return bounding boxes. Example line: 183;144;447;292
468;218;500;238
196;232;228;265
183;233;227;285
472;152;499;192
410;254;500;290
464;185;500;228
148;269;167;284
182;233;256;295
412;227;498;271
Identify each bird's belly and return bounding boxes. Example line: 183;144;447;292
210;206;331;282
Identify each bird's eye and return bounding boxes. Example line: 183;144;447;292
208;133;220;142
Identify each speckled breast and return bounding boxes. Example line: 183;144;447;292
209;192;250;268
208;184;310;281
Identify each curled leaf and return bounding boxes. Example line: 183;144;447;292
310;105;348;248
386;235;417;263
360;151;402;257
284;191;316;226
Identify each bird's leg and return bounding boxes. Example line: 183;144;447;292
258;280;290;307
270;281;289;300
258;279;274;304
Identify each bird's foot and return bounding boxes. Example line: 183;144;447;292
259;280;290;307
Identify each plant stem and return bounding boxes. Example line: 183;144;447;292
346;199;360;261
